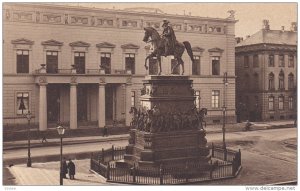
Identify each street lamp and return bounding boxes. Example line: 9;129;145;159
25;111;32;167
57;125;65;185
222;72;228;149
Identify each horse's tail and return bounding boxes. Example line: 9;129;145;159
183;41;195;63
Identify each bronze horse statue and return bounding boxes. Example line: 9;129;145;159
143;27;195;75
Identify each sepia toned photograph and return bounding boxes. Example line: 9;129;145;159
2;1;297;190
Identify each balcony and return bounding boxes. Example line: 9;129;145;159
34;64;130;75
32;64;135;84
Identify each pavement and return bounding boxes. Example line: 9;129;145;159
3;120;296;151
3;120;297;186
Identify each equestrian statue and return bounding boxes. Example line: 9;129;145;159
143;19;195;75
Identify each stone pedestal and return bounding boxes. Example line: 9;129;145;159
124;75;210;168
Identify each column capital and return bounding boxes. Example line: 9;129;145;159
99;82;106;86
39;82;48;86
70;82;77;86
38;76;48;86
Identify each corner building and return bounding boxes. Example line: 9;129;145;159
3;3;237;131
235;20;297;121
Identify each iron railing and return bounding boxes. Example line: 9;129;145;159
34;68;128;75
90;144;242;185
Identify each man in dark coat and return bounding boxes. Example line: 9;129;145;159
161;19;176;56
62;158;68;178
67;159;76;180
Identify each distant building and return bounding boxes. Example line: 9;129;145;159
3;3;237;131
235;20;297;122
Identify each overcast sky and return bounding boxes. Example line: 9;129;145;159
60;2;297;38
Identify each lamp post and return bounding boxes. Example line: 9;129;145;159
57;125;65;186
25;111;32;167
222;72;228;149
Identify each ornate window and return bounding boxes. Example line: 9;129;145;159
208;48;223;76
279;70;285;90
288;96;294;110
211;56;220;75
121;43;139;74
42;40;63;73
74;52;85;74
244;56;249;68
268;54;274;67
125;53;135;74
279;54;285;67
253;54;259;67
211;90;220;108
268;72;275;90
16;50;29;73
100;53;111;74
12;38;34;74
278;96;284;110
268;96;274;111
288;73;294;89
46;51;58;73
17;92;29;115
288;55;294;67
192;56;201;75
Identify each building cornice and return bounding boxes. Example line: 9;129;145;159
235;43;297;54
4;2;237;23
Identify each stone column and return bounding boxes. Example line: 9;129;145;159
125;83;132;127
39;83;47;131
98;83;106;128
70;83;77;129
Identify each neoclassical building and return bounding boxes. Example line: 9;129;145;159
3;3;237;131
235;20;297;121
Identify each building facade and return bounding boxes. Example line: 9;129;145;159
235;20;297;122
3;3;237;131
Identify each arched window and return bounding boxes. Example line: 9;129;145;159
288;73;294;89
278;95;284;110
268;72;274;90
268;96;274;111
289;96;294;110
279;54;285;67
278;70;285;90
253;73;259;90
288;55;294;67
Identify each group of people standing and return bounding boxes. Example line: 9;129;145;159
61;158;76;180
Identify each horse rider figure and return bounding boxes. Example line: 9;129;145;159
161;19;176;56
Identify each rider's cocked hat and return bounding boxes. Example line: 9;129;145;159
162;19;170;27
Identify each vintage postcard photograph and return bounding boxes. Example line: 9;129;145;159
2;2;297;191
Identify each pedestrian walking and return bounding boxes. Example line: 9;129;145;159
67;159;76;180
245;120;252;131
40;131;48;144
62;158;68;179
103;126;108;137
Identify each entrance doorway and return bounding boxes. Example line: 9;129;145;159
47;84;60;123
77;85;87;121
105;85;115;123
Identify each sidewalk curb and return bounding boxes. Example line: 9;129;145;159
3;125;295;151
3;136;129;151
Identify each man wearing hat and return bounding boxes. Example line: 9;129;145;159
161;19;176;56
